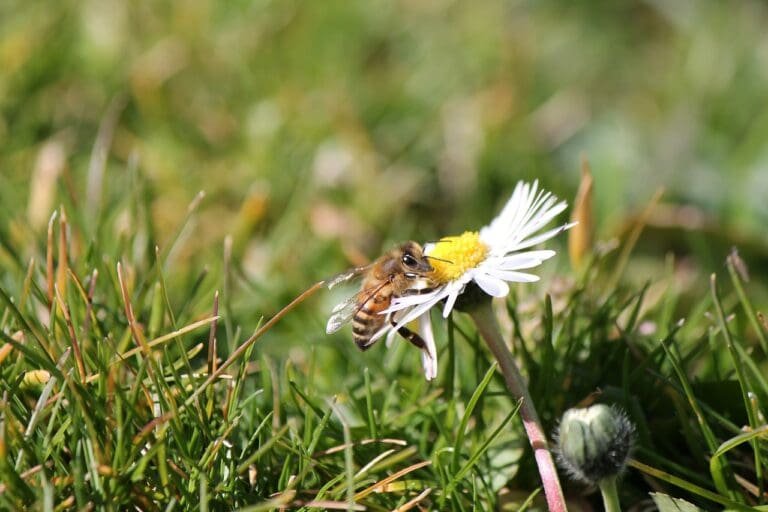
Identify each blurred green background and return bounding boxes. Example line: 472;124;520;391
2;0;768;375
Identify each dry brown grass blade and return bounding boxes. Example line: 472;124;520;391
0;343;13;365
568;155;594;270
759;312;768;332
54;285;85;383
0;332;22;365
314;439;408;458
20;258;35;311
56;207;69;297
392;487;432;512
117;262;150;356
42;315;219;408
206;292;220;422
208;291;219;377
139;280;326;431
353;460;432;501
304;500;366;511
181;280;326;410
82;269;99;340
115;316;219;363
116;261;157;413
0;463;45;495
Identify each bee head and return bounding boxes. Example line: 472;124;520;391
400;241;433;278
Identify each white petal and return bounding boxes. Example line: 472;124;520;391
509;196;564;238
489;201;568;253
506;222;575;253
419;313;438;380
486;268;541;283
421;353;436;380
386;289;443;313
480;180;571;256
482;181;547;243
393;292;446;331
474;273;510;297
385;324;398;348
442;289;460;318
440;280;467;317
496;250;556;269
491;181;536;232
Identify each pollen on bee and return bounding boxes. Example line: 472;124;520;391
427;231;488;283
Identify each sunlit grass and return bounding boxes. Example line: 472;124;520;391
3;1;768;510
1;165;767;510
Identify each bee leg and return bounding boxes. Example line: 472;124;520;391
354;337;376;351
390;318;427;351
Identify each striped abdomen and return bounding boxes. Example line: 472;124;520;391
352;285;392;350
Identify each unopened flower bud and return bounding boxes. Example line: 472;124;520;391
554;404;635;485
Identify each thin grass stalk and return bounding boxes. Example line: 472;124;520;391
174;281;326;419
46;212;57;305
658;335;736;499
160;191;205;268
207;291;219;378
151;247;199;390
19;259;35;312
116;262;168;421
628;459;755;512
56;207;69;297
363;368;377;439
117;264;152;363
710;273;761;502
467;300;567;512
726;253;768;356
81;269;98;342
598;476;621;512
54;286;85;383
222;236;235;353
206;291;220;421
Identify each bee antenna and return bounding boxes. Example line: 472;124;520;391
424;239;453;245
425;255;454;264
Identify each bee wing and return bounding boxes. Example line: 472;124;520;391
326;278;393;335
325;293;361;334
325;265;371;290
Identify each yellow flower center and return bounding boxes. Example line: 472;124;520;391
427;231;489;283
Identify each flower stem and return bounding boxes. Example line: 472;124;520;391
468;300;568;512
599;477;622;512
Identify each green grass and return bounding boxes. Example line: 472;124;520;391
3;1;768;510
1;169;767;510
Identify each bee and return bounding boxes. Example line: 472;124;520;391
326;241;435;352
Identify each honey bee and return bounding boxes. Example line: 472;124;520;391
326;241;435;351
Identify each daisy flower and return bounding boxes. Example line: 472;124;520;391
388;180;574;338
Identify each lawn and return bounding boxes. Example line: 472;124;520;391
2;1;768;510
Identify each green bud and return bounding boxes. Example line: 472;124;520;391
554;404;635;485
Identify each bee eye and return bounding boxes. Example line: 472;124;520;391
402;254;418;268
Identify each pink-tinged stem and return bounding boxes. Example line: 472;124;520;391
469;301;567;512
